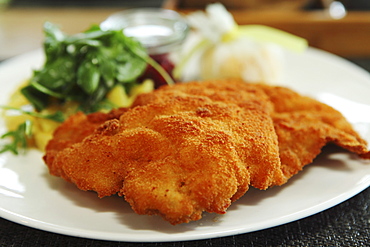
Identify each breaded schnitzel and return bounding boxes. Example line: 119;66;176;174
45;84;284;224
43;80;370;224
134;81;370;180
44;108;128;176
257;85;370;178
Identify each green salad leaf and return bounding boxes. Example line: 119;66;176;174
21;22;150;113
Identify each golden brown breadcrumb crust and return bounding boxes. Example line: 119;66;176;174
43;80;370;225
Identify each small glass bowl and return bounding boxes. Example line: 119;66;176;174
100;8;189;55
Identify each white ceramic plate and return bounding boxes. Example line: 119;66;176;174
0;48;370;242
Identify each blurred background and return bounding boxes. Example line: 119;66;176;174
7;0;164;7
6;0;370;9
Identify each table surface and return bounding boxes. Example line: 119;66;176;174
1;4;370;247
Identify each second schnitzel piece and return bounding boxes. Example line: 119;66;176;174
47;88;283;225
257;85;370;179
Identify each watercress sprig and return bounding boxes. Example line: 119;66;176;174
0;106;66;154
21;22;170;113
1;22;174;155
0;120;33;155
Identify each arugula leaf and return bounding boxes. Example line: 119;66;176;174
0;120;33;155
